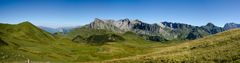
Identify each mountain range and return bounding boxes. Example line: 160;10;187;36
38;18;240;42
38;26;74;34
224;23;240;30
67;18;240;41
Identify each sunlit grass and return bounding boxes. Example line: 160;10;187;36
102;29;240;63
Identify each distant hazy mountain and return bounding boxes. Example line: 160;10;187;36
73;18;224;41
224;23;240;30
38;26;58;33
38;26;74;34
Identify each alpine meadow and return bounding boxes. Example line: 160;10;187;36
0;0;240;63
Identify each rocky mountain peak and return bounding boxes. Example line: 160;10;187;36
224;23;239;27
161;22;174;28
115;18;131;25
93;18;104;23
119;18;130;22
132;19;142;24
161;22;183;29
206;22;215;27
87;18;122;32
201;22;224;34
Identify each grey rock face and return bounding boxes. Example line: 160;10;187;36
87;18;122;32
86;18;168;36
82;18;225;41
201;23;224;34
112;18;133;31
161;22;224;40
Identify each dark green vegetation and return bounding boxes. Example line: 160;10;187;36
68;27;125;45
86;34;125;44
72;34;125;45
0;21;239;63
67;27;115;39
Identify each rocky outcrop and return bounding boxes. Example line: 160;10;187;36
86;18;122;32
112;18;134;31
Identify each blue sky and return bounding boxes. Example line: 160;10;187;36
0;0;240;28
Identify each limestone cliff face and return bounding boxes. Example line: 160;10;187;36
112;18;133;31
82;18;225;40
87;18;122;32
132;21;169;36
86;18;168;36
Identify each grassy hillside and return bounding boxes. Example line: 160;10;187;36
0;22;58;62
0;22;169;62
0;22;56;46
101;29;240;63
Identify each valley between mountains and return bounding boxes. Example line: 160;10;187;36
0;18;240;63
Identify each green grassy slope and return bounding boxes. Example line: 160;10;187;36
0;22;167;62
102;29;240;63
0;22;57;62
1;21;239;63
0;22;55;44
